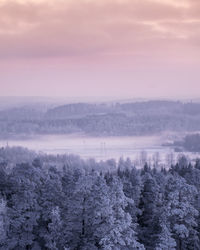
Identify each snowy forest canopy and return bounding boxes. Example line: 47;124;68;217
0;147;200;249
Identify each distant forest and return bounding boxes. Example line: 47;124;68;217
0;147;200;249
1;101;200;138
174;134;200;153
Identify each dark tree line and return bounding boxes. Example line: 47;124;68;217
183;134;200;152
174;133;200;152
0;149;200;249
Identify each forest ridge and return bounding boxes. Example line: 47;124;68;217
0;100;200;138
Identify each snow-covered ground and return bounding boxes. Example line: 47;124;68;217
0;134;199;164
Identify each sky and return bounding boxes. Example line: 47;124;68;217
0;0;200;99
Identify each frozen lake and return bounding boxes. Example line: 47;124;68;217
0;134;199;163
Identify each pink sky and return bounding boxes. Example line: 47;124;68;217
0;0;200;99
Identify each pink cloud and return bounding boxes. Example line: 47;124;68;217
0;0;199;60
0;0;199;98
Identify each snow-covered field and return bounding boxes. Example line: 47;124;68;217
0;134;199;163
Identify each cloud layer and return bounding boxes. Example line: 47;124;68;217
0;0;199;97
0;0;199;60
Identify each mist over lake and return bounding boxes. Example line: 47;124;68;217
0;133;199;164
1;100;200;164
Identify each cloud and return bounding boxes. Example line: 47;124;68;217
0;0;199;63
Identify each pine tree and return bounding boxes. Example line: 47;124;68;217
100;177;144;250
38;166;64;248
6;163;41;249
64;173;111;249
155;222;176;250
45;206;64;250
118;167;142;227
137;173;161;249
165;175;199;249
0;199;8;248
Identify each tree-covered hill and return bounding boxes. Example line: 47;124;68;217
0;100;200;138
